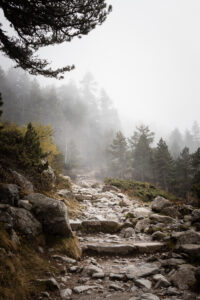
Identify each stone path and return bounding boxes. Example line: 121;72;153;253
48;175;200;300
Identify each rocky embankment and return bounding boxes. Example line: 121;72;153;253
0;173;200;300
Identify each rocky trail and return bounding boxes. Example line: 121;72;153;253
48;175;200;300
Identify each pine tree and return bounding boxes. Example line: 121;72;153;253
108;131;128;178
0;92;3;117
129;125;154;182
23;123;42;166
154;138;174;191
0;1;112;78
175;147;192;197
191;147;200;200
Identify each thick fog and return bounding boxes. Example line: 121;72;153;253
0;1;200;180
1;0;200;135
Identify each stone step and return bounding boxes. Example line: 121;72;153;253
82;241;167;256
70;220;121;233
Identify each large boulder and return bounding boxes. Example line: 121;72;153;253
0;184;19;206
161;206;180;218
191;209;200;224
172;230;200;246
151;196;172;213
150;214;174;224
179;244;200;260
10;207;42;237
0;204;42;237
170;264;196;290
27;193;73;237
11;170;34;193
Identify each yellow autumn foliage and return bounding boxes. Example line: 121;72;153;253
20;123;60;164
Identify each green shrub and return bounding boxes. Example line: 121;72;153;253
104;177;177;202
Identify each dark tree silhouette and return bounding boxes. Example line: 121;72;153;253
0;0;112;78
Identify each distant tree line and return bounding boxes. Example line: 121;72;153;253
107;125;200;200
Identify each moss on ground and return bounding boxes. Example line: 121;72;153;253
104;177;177;202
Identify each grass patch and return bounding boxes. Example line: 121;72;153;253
0;227;55;300
104;178;177;202
45;236;82;260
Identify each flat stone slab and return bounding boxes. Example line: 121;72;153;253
179;244;200;259
70;220;82;231
82;242;166;255
81;220;121;233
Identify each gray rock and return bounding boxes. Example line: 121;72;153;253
135;242;166;254
153;274;170;288
83;243;135;255
36;277;59;291
60;288;72;299
0;184;19;206
135;278;152;290
73;285;98;293
191;209;200;223
150;214;173;224
179;244;200;260
179;205;193;216
126;263;160;279
123;227;135;238
27;193;73;236
109;283;124;291
92;272;105;279
172;230;200;245
18;200;32;210
133;207;152;218
70;220;82;231
183;291;198;300
162;206;179;218
151;196;171;213
152;231;166;241
52;255;76;264
40;291;50;298
81;220;121;233
109;273;124;280
57;189;74;199
0;205;41;237
82;265;103;276
170;264;196;290
69;266;80;273
161;258;186;267
141;293;160;300
83;242;165;256
135;218;150;233
11;170;34;193
165;286;182;296
195;266;200;283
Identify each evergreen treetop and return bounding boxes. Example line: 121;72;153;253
0;1;112;78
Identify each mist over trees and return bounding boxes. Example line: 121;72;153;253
0;66;200;199
107;125;200;200
0;67;120;173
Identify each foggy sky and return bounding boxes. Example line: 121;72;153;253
0;0;200;135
